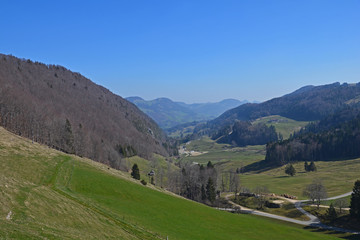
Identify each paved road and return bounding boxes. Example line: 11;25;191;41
223;192;359;234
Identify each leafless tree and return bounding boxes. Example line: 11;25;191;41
253;186;269;209
303;179;327;208
334;198;348;213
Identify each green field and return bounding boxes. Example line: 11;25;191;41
183;138;360;200
252;115;309;139
182;137;265;172
239;160;360;199
0;127;345;239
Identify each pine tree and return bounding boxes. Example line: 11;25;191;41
206;178;216;203
201;184;207;201
309;161;317;172
131;164;140;180
285;164;296;176
304;161;309;172
350;180;360;220
326;203;337;221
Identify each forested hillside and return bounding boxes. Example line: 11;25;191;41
189;83;360;147
213;121;278;147
212;83;360;126
0;54;176;170
266;108;360;166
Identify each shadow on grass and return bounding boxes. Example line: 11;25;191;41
242;160;276;173
274;175;289;179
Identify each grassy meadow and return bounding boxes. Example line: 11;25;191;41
252;115;309;139
183;137;360;199
0;127;346;239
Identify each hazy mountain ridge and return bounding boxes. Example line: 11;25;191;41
126;97;247;129
190;82;360;147
0;54;174;170
211;82;360;127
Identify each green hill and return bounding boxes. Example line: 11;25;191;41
0;127;340;239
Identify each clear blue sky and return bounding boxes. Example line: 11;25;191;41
1;0;359;103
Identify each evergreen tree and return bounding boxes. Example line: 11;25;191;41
201;184;207;201
285;164;296;176
131;164;140;180
207;161;214;169
309;161;317;172
206;178;216;203
304;161;309;172
350;180;360;220
326;203;337;221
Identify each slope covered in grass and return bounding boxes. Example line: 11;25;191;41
0;127;341;239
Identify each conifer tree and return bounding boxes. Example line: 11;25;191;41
206;178;216;203
304;161;309;172
309;161;317;172
326;203;337;221
131;163;140;180
285;164;296;176
350;180;360;220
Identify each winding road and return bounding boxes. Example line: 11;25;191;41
223;192;359;235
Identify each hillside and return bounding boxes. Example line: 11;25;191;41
0;127;341;239
127;97;246;129
212;82;360;126
266;109;360;166
189;83;360;147
0;54;175;170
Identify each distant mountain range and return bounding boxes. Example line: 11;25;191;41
126;97;250;129
0;54;175;170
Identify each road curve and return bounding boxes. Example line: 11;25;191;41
223;193;359;235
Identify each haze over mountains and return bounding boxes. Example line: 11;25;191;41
126;96;249;129
0;54;175;170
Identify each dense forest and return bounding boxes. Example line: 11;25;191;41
212;121;278;147
0;54;176;170
265;113;360;165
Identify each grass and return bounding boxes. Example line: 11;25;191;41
0;127;347;239
239;160;360;199
125;154;179;187
183;138;360;200
252;115;309;139
303;206;360;232
181;137;265;172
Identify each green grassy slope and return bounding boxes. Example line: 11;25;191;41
252;115;309;139
0;127;341;239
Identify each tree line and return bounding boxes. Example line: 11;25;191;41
265;115;360;166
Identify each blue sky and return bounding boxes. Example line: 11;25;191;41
1;0;359;103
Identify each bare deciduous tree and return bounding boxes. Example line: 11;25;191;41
303;179;327;208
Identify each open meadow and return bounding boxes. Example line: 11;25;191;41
0;127;349;239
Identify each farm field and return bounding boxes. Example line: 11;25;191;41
0;127;346;239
